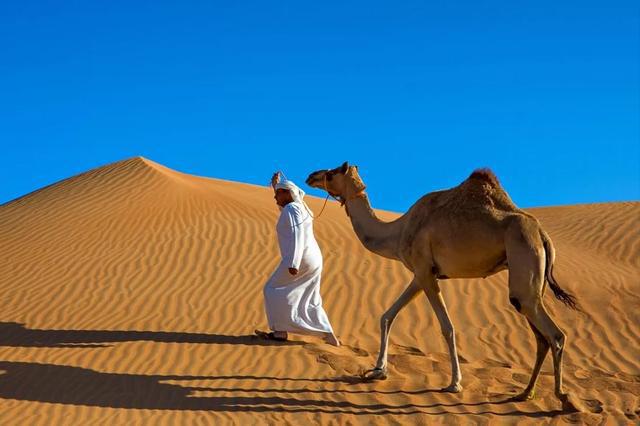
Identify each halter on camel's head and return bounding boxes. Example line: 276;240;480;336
305;162;367;216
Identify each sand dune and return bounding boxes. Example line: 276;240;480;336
0;157;638;424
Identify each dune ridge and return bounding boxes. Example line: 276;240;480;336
0;157;638;424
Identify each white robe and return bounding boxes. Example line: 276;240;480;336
263;201;334;336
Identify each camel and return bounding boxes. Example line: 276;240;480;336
305;162;580;411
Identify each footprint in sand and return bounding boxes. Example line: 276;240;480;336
343;345;369;357
391;343;425;356
574;369;591;379
624;407;640;420
316;352;365;375
484;358;511;368
583;398;604;414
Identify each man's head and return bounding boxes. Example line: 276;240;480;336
274;188;294;207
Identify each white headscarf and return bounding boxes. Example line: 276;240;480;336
275;179;314;218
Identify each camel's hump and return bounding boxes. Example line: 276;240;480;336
468;168;500;187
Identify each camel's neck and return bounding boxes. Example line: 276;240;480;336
345;194;405;261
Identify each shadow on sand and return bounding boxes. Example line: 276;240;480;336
0;361;567;417
0;322;301;348
0;323;569;417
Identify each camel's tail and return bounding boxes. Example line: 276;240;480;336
540;230;580;311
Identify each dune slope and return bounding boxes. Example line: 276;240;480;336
0;157;638;424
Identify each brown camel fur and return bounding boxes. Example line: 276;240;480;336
306;162;580;411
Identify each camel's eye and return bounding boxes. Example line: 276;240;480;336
326;173;333;181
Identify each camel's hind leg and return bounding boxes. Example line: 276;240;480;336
363;278;421;380
520;300;575;410
514;320;549;401
506;220;577;411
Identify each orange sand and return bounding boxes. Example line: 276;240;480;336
0;157;638;424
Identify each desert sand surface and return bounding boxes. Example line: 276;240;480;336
0;157;638;425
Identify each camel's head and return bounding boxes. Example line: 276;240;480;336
305;161;366;202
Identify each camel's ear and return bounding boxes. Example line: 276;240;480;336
340;161;349;174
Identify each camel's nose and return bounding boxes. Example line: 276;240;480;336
306;171;323;186
305;174;315;186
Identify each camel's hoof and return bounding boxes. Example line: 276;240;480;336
514;389;535;401
361;367;388;381
559;393;582;413
442;383;463;393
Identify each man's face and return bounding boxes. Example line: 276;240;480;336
274;188;293;207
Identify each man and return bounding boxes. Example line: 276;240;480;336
256;172;339;346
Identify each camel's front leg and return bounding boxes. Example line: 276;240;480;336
423;278;463;392
363;279;421;380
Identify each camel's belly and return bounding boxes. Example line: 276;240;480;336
429;232;507;279
434;250;507;279
403;209;512;278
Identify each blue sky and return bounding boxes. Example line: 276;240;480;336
1;1;638;211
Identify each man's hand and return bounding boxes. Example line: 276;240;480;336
288;268;298;275
271;172;281;189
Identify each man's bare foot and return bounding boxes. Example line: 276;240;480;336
324;333;340;346
254;329;288;341
273;331;288;341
